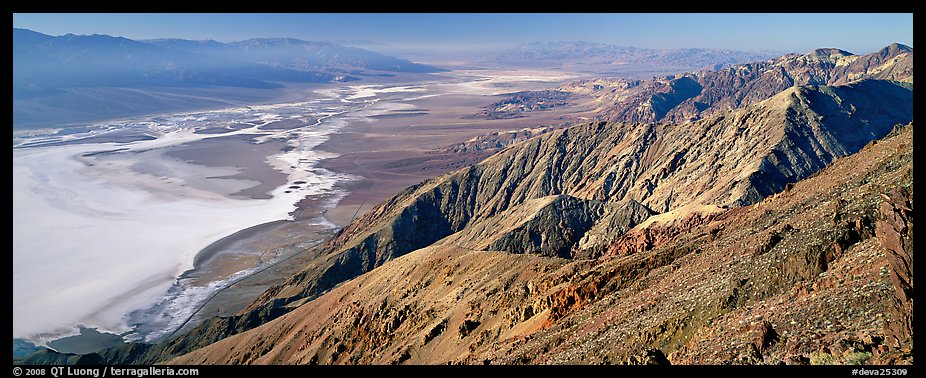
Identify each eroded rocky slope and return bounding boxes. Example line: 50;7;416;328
480;44;912;123
160;80;911;364
172;124;912;364
229;79;909;331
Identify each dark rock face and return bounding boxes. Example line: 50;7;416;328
470;91;572;120
443;126;558;154
485;196;602;258
458;320;481;338
650;76;703;121
624;349;671;365
876;188;913;355
753;320;779;354
574;199;657;259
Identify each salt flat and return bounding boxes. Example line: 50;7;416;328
12;69;591;349
13;143;300;341
12;92;358;345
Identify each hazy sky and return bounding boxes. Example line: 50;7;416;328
13;13;913;55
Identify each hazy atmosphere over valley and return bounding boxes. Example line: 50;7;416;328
12;12;914;369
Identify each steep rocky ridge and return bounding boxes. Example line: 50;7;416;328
263;79;910;312
172;124;912;364
650;44;913;123
480;44;912;124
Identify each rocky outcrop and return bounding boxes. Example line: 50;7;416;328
624;349;671;365
441;126;559;154
574;199;656;259
875;187;913;363
468;91;571;120
444;195;603;258
601;207;722;257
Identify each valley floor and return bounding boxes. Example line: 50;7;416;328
13;68;598;354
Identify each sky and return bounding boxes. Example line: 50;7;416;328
12;13;914;55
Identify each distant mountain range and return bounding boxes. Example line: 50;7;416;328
496;41;778;70
590;43;914;123
477;44;913;123
12;28;442;100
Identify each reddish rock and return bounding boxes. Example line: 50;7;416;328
876;188;913;350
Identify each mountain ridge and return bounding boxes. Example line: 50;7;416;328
497;41;777;69
597;43;914;124
477;44;912;122
13;28;442;98
170;123;912;364
12;28;445;129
